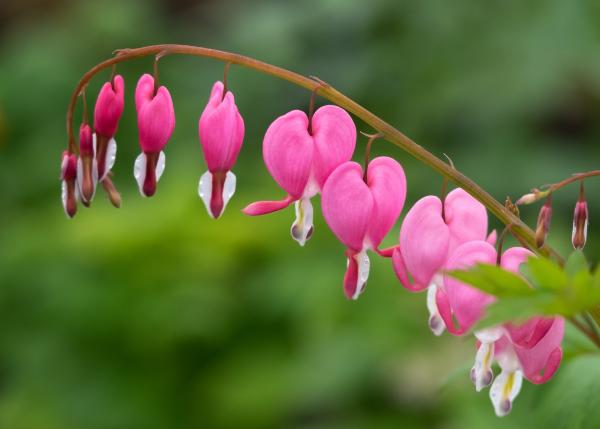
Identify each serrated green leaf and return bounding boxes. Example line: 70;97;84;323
448;263;534;297
527;256;569;291
565;250;589;278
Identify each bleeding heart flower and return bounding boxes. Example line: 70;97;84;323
93;75;124;182
321;157;406;299
243;105;356;246
437;242;533;336
198;81;245;219
472;317;564;416
134;74;175;197
60;151;78;218
391;188;491;335
77;123;97;204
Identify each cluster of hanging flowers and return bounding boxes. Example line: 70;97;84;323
61;59;576;417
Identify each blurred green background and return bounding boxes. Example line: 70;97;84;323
1;0;600;428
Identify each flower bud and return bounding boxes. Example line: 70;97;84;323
60;151;78;218
516;189;547;205
535;196;552;248
134;74;175;197
572;199;588;250
77;123;97;203
93;75;124;181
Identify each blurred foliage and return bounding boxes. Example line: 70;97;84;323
1;0;600;428
450;251;600;329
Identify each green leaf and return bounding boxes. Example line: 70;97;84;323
526;256;569;291
448;263;534;297
565;250;589;278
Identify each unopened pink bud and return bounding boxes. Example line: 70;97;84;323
572;200;588;250
78;123;96;202
535;198;552;248
60;151;78;218
94;75;125;139
135;74;175;154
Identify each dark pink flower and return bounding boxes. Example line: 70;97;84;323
134;74;175;197
77;123;97;203
93;75;124;181
60;151;78;218
321;157;406;299
243;105;356;245
198;81;245;219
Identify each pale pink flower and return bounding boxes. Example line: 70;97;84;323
321;157;406;299
243;105;356;246
391;189;491;335
198;81;245;219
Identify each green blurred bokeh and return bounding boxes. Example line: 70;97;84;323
1;1;600;428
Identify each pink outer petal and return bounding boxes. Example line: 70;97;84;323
242;195;295;216
199;81;245;172
392;247;429;292
94;75;125;138
321;162;373;252
444;188;489;252
263;110;313;198
500;247;534;273
486;230;497;245
310;105;356;188
344;251;359;300
505;317;555;349
365;156;406;249
135;74;175;153
398;196;450;289
512;318;564;384
440;240;497;335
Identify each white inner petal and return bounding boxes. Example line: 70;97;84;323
61;180;68;217
426;280;445;336
472;341;495;392
489;369;523;417
133;152;146;197
156;151;166;181
475;327;504;344
198;170;213;218
352;250;370;300
102;137;117;180
290;197;314;246
222;171;236;211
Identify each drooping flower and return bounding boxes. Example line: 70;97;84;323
321;157;406;299
93;75;124;182
198;81;245;219
437;241;532;336
471;317;564;416
434;240;564;415
535;195;553;248
60;151;78;218
243;105;356;246
77;122;97;204
391;188;491;335
134;74;175;197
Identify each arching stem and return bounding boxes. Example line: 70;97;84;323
64;44;562;263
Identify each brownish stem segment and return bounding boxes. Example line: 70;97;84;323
547;170;600;193
65;44;562;262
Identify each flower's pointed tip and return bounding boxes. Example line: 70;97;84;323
198;170;236;219
290;198;314;246
343;250;370;300
242;196;295;216
77;156;98;203
134;151;165;198
428;315;445;336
